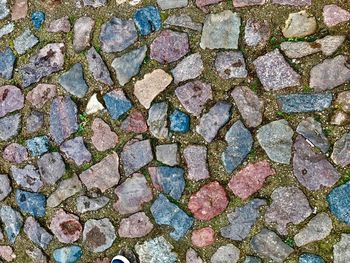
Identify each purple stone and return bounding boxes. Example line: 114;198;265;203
0;85;24;118
60;137;91;166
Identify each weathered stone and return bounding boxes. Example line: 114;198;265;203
76;195;109;213
49;209;82;243
157;0;187;10
191;227;215;247
273;0;311;5
0;206;23;244
0;174;11;201
133;5;161;36
184;145;209;181
282;11;317;38
86;47;112;85
59;63;88;98
277;93;333;113
26;111;44;133
11;165;42;192
47;16;70;32
3;143;28;163
118;212;153;238
0;23;14;39
60;137;92;166
26;247;48;263
331;132;350;167
37;152;65;185
335;91;350;113
31;11;45;29
26;84;56;109
334;234;350;263
0;114;21;141
169;109;190;133
327;181;350;224
0;0;9;19
26;136;49;157
14;29;38;55
103;89;132;120
78;0;106;7
0;85;24;118
156;144;178;166
86;94;104;115
331;111;350;126
186;248;203;263
147;102;168;139
164;14;202;31
91;118;118;151
233;0;265;7
323;4;350;27
215;51;247;79
243;256;262;263
0;246;15;262
244;18;270;47
24;217;53;249
121;111;148;133
16;189;46;218
53;246;82;263
196;0;223;12
211;244;240;263
171;53;204;84
0;47;15;80
73;16;94;52
11;0;27;20
299;253;325;263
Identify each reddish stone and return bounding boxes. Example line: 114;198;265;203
3;143;28;163
91;118;118;151
11;0;28;20
118;212;153;238
323;4;350;27
26;84;57;109
188;181;228;221
196;0;223;12
49;209;82;243
0;85;24;118
228;161;275;200
0;246;15;261
95;258;109;263
121;111;148;133
191;227;215;247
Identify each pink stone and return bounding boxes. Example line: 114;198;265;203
121;111;148;133
11;0;28;20
272;0;311;6
0;246;15;262
0;85;24;118
118;212;153;238
183;145;209;181
95;258;110;263
49;209;82;243
3;143;28;163
195;0;223;12
91;118;118;151
191;227;215;247
47;16;71;33
186;248;203;263
188;181;229;221
323;5;350;27
26;84;57;109
228;160;275;200
233;0;266;7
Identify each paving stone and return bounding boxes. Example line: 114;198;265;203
191;227;215;247
100;17;137;53
233;0;265;7
196;101;231;142
0;47;15;80
121;111;148;133
114;173;152;214
196;0;223;13
175;81;212;117
251;228;293;263
215;51;247;79
222;120;253;173
327;181;350;224
78;0;106;7
0;246;15;262
116;248;139;263
11;165;43;192
73;16;94;52
186;248;203;263
103;89;132;120
155;144;178;166
0;174;11;201
334;234;350;263
3;143;28;163
331;111;349;126
26;84;56;109
76;195;109;213
118;212;153;238
282;11;317;38
147;102;169;139
16;189;46;217
0;23;14;39
0;206;23;244
277;93;333;113
13;29;38;55
31;11;45;29
26;247;48;263
0;85;24;118
134;5;161;36
299;253;325;263
47;16;70;32
211;244;240;263
26;111;44;133
37;152;65;185
200;11;240;49
243;256;262;263
112;45;146;86
323;4;350;27
24;217;53;249
331;132;350;167
253;49;300;91
49;209;82;243
86;47;113;85
169;109;190;133
184;145;209;181
91;118;118;151
11;0;27;20
59;63;88;98
151;194;193;240
164;14;202;31
53;246;82;263
265;186;312;234
79;152;120;192
0;114;20;141
273;0;311;5
335;91;350;113
83;218;116;253
171;53;204;84
244;18;270;47
86;94;104;115
0;0;9;19
26;136;49;157
60;137;91;166
157;0;188;10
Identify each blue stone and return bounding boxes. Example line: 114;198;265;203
327;181;350;224
31;11;45;29
26;136;50;157
299;253;325;263
16;190;46;218
0;47;15;80
59;63;89;98
0;205;23;244
170;109;190;133
277;93;333;113
150;194;193;240
103;89;132;120
134;6;161;36
53;246;83;263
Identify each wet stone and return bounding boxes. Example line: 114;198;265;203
49;209;82;243
0;114;20;141
169;109;190;133
0;85;24;118
327;181;350;224
26;247;48;263
331;132;350;167
215;51;247;79
211;244;240;263
76;195;109;213
323;4;350;27
299;253;325;263
59;63;88;98
0;47;15;80
37;152;65;185
164;14;202;31
121;111;148;133
191;227;215;247
24;217;53;249
244;18;270;47
3;143;28;163
0;205;23;244
0;174;11;201
26;135;49;156
73;16;94;52
151;194;193;240
16;190;46;217
60;137;91;166
86;94;104;115
91;118;118;151
13;29;38;55
184;145;209;181
147;102;169;139
11;165;43;192
334;234;350;263
277;93;333;113
171;53;204;84
26;111;44;133
47;16;70;32
86;47;112;86
53;246;82;263
0;246;15;262
103;89;132;120
156;144;178;166
26;84;56;109
31;11;45;29
118;212;153;238
133;5;161;36
282;11;317;38
157;0;188;10
186;248;203;263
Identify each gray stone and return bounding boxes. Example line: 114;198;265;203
233;0;266;7
76;195;109;213
156;144;178;166
47;16;71;33
244;18;270;47
0;205;23;244
11;165;43;192
215;51;247;79
3;143;28;163
157;0;188;9
86;47;113;86
79;0;106;7
184;145;209;181
60;137;91;166
0;174;11;201
277;93;333;113
24;217;53;249
0;0;9;19
323;4;350;27
0;23;14;39
73;16;94;52
0;47;15;80
26;111;44;133
47;175;82;207
243;256;262;263
118;212;153;238
273;0;311;5
37;152;66;185
147;102;169;139
0;114;21;141
282;10;317;38
334;234;350;263
211;244;240;263
186;248;203;263
331;132;350;167
59;63;89;98
164;14;202;31
14;29;38;55
0;85;24;118
171;53;204;84
26;247;48;263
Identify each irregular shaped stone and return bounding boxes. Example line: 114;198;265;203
191;227;215;247
11;165;42;192
37;152;65;185
86;47;112;85
215;51;247;79
86;93;104;115
186;248;203;263
26;136;49;157
147;102;168;139
222;120;253;173
277;93;333;113
118;212;153;238
272;0;311;5
331;111;350;126
334;234;350;263
60;137;91;166
157;0;187;10
0;23;14;39
282;11;317;38
184;145;209;181
121;111;148;133
78;0;106;7
211;244;240;263
171;53;204;84
83;218;116;253
0;85;24;118
0;206;23;244
47;16;70;32
134;5;161;36
103;89;132;120
335;91;350;113
228;161;275;200
299;253;325;263
24;217;53;249
196;0;223;12
53;246;82;263
327;181;350;224
265;186;312;234
196;101;231;143
150;30;189;64
175;81;212;117
257;120;294;164
151;194;193;240
0;114;20;141
169;109;190;133
0;174;11;201
14;29;38;55
59;63;88;98
73;16;94;52
11;0;27;20
244;18;270;47
3;143;28;163
114;173;152;214
16;190;46;217
100;17;137;53
233;0;265;7
31;11;45;29
26;84;56;109
251;228;293;262
26;111;44;133
26;247;48;263
243;256;262;263
0;246;15;262
49;209;82;243
331;132;350;167
253;49;300;90
76;195;109;213
323;4;350;27
91;118;118;151
79;152;120;192
0;47;15;80
164;14;202;31
0;0;9;19
156;144;178;166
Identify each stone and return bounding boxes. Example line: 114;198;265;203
26;247;48;263
47;16;70;32
211;244;240;263
16;189;46;217
296;117;329;153
86;47;112;85
157;0;188;10
331;132;350;167
49;209;82;243
53;246;82;263
175;81;212;117
11;0;27;20
171;53;204;84
121;139;153;175
277;93;333;113
59;63;88;98
310;55;350;91
114;173;152;214
37;152;65;185
121;111;148;133
334;234;350;263
222;120;253;173
60;137;91;166
0;47;15;80
251;228;293;262
79;152;120;192
50;96;78;144
100;17;137;53
243;256;262;263
11;165;43;192
183;145;209;181
257;120;294;164
26;84;57;109
0;0;9;19
228;161;275;200
118;212;153;238
335;91;350;113
188;181;228;221
0;23;14;39
196;0;223;12
164;14;202;31
0;174;11;201
26;136;49;156
0;206;23;244
191;227;215;247
323;5;350;27
78;0;106;7
273;0;311;5
169;110;190;133
31;11;45;29
147;102;168;139
103;89;132;120
20;43;65;87
73;16;94;52
0;114;20;141
24;217;53;249
150;30;189;64
135;236;177;263
76;195;109;213
231;86;263;128
331;111;349;126
299;253;325;263
0;85;24;118
215;51;247;79
186;248;203;263
327;181;350;224
196;101;231;143
133;5;161;36
265;186;312;235
149;166;185;200
91;118;118;151
0;246;15;262
156;144;178;166
83;218;116;253
294;213;332;247
151;194;193;240
244;18;270;47
3;143;28;163
253;49;300;91
14;29;38;55
233;0;265;7
293;136;340;190
47;174;82;207
200;11;240;50
282;11;317;38
26;111;44;133
86;94;104;115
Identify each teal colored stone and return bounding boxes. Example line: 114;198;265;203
299;253;325;263
0;47;15;80
134;6;161;36
170;109;190;133
327;181;350;224
26;136;50;156
53;246;83;263
0;205;23;244
16;190;46;218
32;11;45;29
277;93;333;113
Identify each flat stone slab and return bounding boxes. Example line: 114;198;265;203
277;93;333;113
